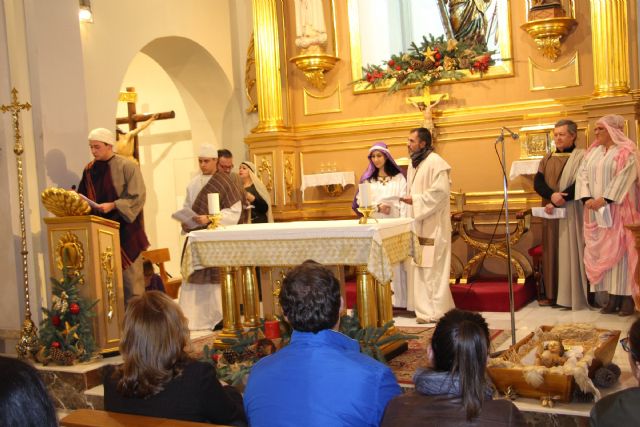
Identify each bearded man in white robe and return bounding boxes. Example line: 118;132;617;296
400;127;455;324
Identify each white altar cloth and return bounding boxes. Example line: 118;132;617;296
182;218;418;283
300;171;355;197
509;159;541;181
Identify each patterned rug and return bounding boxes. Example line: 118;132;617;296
389;326;510;386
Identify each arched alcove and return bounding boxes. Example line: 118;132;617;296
117;36;240;274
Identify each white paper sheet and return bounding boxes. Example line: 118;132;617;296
596;204;612;228
172;207;200;230
532;207;566;219
77;193;100;210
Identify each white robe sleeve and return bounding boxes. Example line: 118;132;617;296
220;201;242;225
411;169;450;222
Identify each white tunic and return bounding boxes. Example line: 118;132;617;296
406;153;455;321
179;173;242;330
356;173;408;306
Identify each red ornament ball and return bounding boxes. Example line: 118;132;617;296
51;341;61;349
51;315;61;327
70;303;80;315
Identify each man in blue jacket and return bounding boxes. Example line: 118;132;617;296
244;261;402;427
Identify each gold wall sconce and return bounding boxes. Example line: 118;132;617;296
290;53;340;90
522;1;577;62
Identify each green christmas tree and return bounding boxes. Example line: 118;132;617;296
38;269;98;365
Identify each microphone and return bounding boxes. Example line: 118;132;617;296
502;127;519;140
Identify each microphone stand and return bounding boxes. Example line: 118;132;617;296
496;128;517;346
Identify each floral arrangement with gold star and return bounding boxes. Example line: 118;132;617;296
355;34;495;93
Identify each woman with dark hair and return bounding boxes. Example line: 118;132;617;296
104;291;246;425
0;356;58;427
352;141;407;219
381;309;525;426
590;318;640;426
353;142;408;307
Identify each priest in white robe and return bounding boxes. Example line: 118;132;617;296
401;127;455;324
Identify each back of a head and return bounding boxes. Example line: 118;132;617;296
0;356;58;427
629;318;640;363
431;309;490;421
118;291;191;397
280;260;341;333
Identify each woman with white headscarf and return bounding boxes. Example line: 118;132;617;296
576;114;640;316
239;161;273;223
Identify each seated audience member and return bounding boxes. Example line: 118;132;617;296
0;356;58;427
381;309;525;426
244;261;402;427
104;291;246;425
590;318;640;426
143;260;165;293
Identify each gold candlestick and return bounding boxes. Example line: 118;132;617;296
207;213;222;230
357;206;377;224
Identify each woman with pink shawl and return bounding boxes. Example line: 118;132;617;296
576;114;640;316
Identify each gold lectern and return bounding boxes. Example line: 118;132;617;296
44;215;125;353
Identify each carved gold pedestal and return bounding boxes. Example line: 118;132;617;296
355;265;378;328
44;216;125;353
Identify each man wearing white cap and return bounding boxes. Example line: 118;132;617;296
179;145;223;330
77;128;150;304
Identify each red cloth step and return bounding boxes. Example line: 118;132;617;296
450;276;536;312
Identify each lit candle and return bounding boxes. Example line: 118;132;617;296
359;183;370;207
208;193;220;215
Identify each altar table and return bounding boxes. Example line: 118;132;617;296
182;219;419;347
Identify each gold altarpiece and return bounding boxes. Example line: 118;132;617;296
246;0;640;221
43;216;125;353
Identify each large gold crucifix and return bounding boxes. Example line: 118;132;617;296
406;87;449;132
1;88;40;359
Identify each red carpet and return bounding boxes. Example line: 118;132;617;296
450;276;536;312
346;277;536;312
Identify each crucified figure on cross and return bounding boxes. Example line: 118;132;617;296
115;113;159;163
406;88;449;133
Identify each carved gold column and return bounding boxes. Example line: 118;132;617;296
241;266;261;327
590;0;630;97
355;265;378;328
214;267;243;349
252;0;286;132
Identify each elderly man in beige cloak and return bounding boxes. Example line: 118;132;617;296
401;127;454;324
534;119;588;309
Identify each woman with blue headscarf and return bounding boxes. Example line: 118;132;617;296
353;142;408;306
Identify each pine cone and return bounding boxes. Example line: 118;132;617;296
223;349;239;364
410;60;423;70
49;347;76;365
423;60;436;71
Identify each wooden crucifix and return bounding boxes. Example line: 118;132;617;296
116;87;176;161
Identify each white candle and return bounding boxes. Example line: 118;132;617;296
359;183;370;207
208;193;220;214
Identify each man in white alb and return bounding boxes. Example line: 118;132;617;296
400;127;455;324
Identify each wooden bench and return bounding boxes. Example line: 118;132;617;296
142;248;182;298
60;409;233;427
